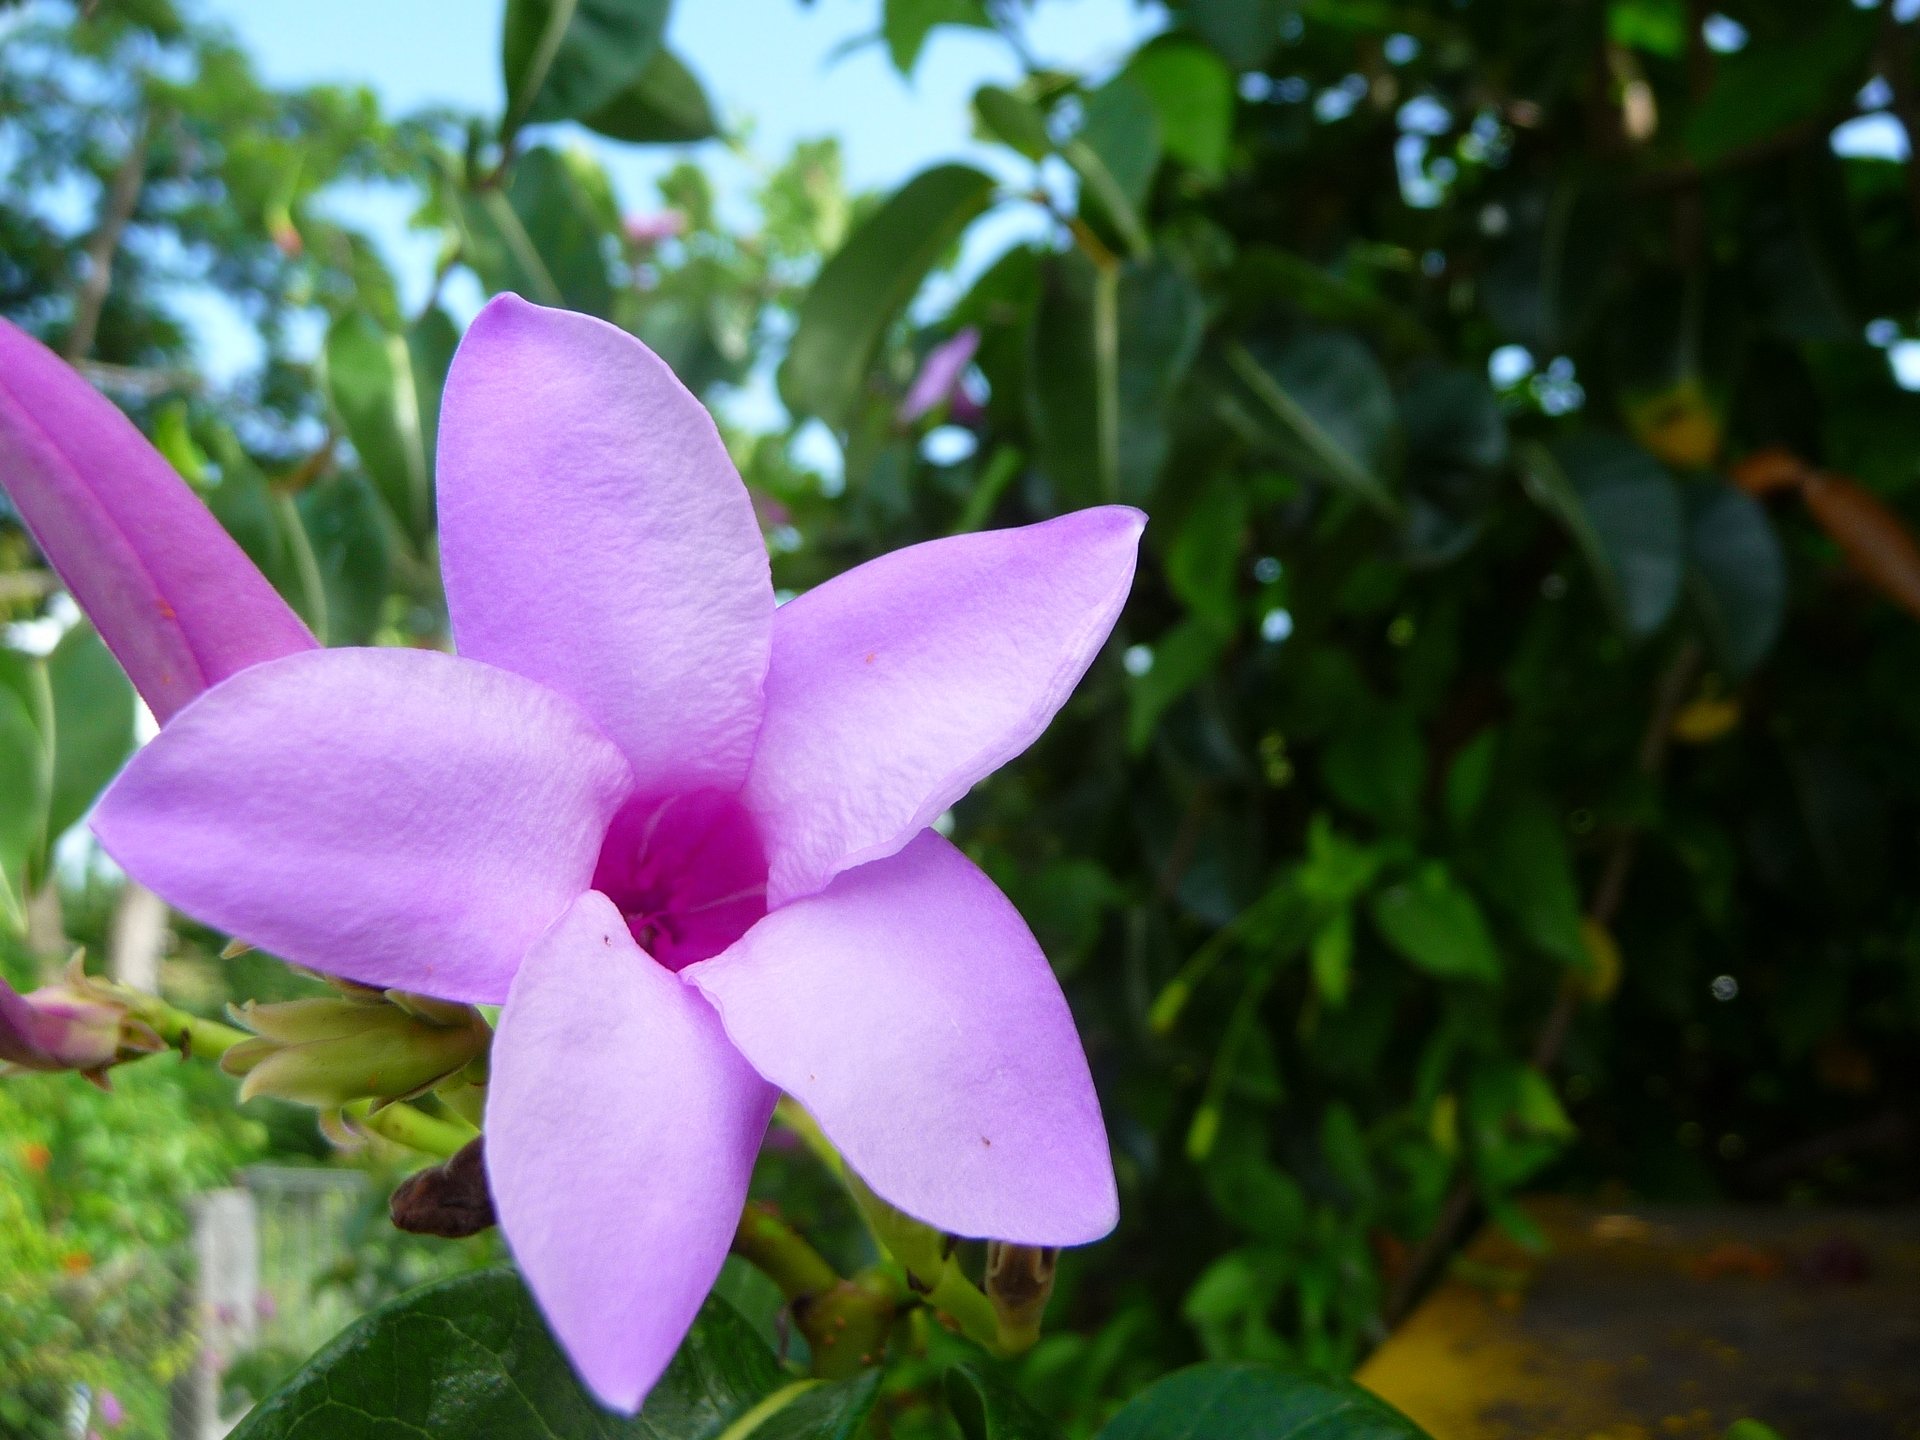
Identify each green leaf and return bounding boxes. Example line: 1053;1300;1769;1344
44;623;135;847
1475;794;1585;969
1229;336;1399;517
1065;76;1159;255
1323;709;1424;829
502;0;669;133
1687;482;1786;678
1524;435;1683;636
323;311;433;543
883;0;991;76
230;1267;814;1440
1370;862;1500;982
1184;0;1288;70
1128;617;1230;752
973;84;1052;161
0;651;51;933
1100;1363;1433;1439
1029;254;1203;506
1169;478;1248;629
745;1373;883;1439
585;49;721;144
298;474;394;648
1684;14;1873;166
779;163;997;428
203;428;328;639
456;147;619;317
1124;42;1234;179
945;1362;1063;1440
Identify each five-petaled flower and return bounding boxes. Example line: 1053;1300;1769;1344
0;297;1142;1411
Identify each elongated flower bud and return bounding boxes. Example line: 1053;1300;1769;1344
0;320;316;723
219;988;490;1109
0;959;164;1075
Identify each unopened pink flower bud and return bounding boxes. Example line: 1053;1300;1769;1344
623;211;687;245
0;979;122;1073
899;327;981;425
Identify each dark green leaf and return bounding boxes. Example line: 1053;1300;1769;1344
323;311;433;543
1370;863;1500;982
1323;710;1423;829
1687;482;1786;678
1099;1362;1434;1440
1684;15;1872;166
44;622;135;846
1066;76;1159;254
1475;794;1585;969
1525;436;1683;636
203;428;328;638
974;84;1052;161
502;0;669;132
1184;0;1289;70
946;1362;1063;1440
1169;478;1248;629
1128;617;1230;752
1125;42;1234;179
230;1267;801;1440
883;0;990;75
780;163;997;428
456;147;618;317
585;49;720;144
1230;335;1399;517
748;1372;882;1440
298;474;394;648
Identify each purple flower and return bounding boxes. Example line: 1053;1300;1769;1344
900;327;982;425
0;321;316;724
96;1391;124;1430
56;296;1139;1411
623;211;687;245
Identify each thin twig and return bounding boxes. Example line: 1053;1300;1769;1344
64;113;151;364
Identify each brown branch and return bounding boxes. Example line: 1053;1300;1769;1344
64;114;151;364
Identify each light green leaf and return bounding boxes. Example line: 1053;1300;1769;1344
502;0;669;134
203;428;328;639
973;84;1052;161
585;48;721;144
298;474;394;649
1125;42;1234;179
1099;1362;1435;1439
44;623;135;847
323;311;432;543
0;651;51;933
779;163;997;428
1370;862;1501;982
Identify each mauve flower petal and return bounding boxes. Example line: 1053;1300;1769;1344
438;296;772;797
743;507;1144;906
91;648;631;1005
488;891;774;1413
0;320;316;723
899;327;981;423
687;830;1117;1245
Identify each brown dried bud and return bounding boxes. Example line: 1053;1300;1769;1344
389;1137;494;1238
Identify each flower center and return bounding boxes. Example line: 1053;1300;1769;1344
591;790;768;970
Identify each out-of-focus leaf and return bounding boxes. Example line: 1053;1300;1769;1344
501;0;668;132
1125;42;1234;179
298;474;394;649
1029;254;1203;506
1229;335;1399;517
1481;183;1618;353
230;1267;798;1439
1169;478;1247;629
946;1362;1063;1440
203;428;328;639
1371;862;1500;982
1687;482;1786;677
1524;436;1683;636
1801;472;1920;620
584;48;720;144
1128;618;1231;752
1066;76;1160;255
1100;1362;1434;1439
456;147;617;317
44;623;135;846
0;651;51;931
884;0;991;75
780;163;997;428
1466;1062;1574;1193
1185;0;1289;70
974;84;1052;161
323;311;431;543
1475;794;1586;969
1399;364;1508;565
1684;15;1873;166
1323;710;1423;829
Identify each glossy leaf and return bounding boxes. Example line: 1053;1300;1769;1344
228;1266;829;1440
502;0;668;132
1687;482;1786;678
44;622;135;847
585;49;720;144
1099;1362;1433;1439
780;163;997;428
946;1362;1063;1440
1370;862;1500;983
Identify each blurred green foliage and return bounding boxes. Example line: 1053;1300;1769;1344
4;0;1920;1434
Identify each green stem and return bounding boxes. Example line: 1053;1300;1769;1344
349;1099;471;1160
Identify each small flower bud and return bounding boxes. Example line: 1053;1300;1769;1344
985;1241;1059;1348
0;960;164;1077
219;989;490;1109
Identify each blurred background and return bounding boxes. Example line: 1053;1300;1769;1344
3;0;1920;1436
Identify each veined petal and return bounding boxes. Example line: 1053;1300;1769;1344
687;830;1116;1246
438;295;772;797
91;648;631;1005
0;320;316;722
488;892;775;1413
743;508;1143;906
